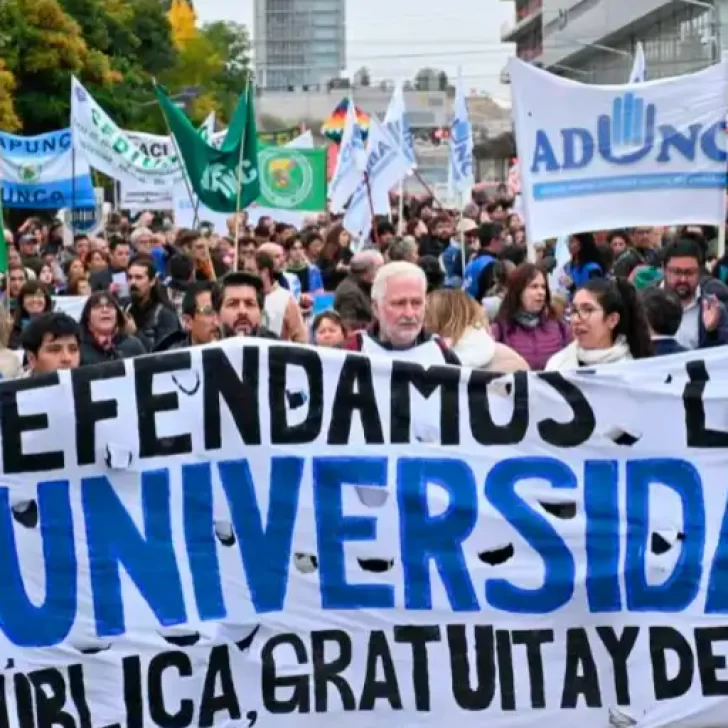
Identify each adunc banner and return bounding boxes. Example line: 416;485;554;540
509;59;728;240
4;338;728;728
0;129;95;209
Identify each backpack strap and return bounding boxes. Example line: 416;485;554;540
142;303;163;341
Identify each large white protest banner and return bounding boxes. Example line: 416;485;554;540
52;295;87;321
509;58;728;241
120;115;218;210
1;338;728;727
70;77;184;189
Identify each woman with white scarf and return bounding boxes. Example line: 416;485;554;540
546;277;653;371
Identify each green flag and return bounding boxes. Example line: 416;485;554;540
155;85;260;214
255;147;328;212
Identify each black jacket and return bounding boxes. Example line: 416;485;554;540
651;337;687;357
154;330;193;352
128;299;181;351
89;266;127;292
221;325;280;341
80;331;147;366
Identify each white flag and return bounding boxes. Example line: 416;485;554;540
328;101;367;213
372;82;417;214
629;42;646;83
384;82;416;168
343;115;411;246
70;77;182;188
448;72;474;203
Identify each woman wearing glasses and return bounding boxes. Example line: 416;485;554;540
545;278;653;371
78;292;146;365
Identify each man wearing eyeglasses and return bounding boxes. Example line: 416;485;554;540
662;238;728;351
155;281;220;351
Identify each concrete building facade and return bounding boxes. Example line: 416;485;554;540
256;88;511;136
502;0;723;84
253;0;346;90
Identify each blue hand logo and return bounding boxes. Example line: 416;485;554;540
598;92;656;165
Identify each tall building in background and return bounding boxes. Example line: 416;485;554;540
254;0;346;90
500;0;543;65
501;0;721;84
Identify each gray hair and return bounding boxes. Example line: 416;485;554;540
350;249;384;277
130;227;153;243
387;237;418;262
371;261;427;303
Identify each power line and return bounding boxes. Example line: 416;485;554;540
250;39;515;47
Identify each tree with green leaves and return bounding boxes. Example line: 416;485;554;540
0;0;114;133
57;0;177;130
0;0;250;136
202;21;252;120
0;60;21;132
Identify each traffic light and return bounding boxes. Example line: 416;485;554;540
430;127;451;145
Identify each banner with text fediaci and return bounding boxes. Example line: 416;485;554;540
2;339;728;728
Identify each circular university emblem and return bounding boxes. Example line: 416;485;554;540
18;163;41;183
259;149;313;209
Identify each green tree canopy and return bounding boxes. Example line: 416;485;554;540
0;0;250;135
0;0;114;133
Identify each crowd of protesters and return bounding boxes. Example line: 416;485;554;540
1;185;725;378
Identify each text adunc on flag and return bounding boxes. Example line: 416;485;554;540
343;116;411;243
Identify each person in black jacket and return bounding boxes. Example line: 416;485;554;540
126;256;182;350
89;236;131;293
79;292;147;365
640;287;687;357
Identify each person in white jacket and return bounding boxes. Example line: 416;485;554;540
546;277;653;371
424;288;529;373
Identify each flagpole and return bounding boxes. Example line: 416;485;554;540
364;171;379;246
397;180;405;234
460;193;467;283
412;168;444;207
71;145;77;233
232;80;250;272
154;79;198;230
0;173;7;275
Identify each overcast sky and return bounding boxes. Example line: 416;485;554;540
194;0;515;101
